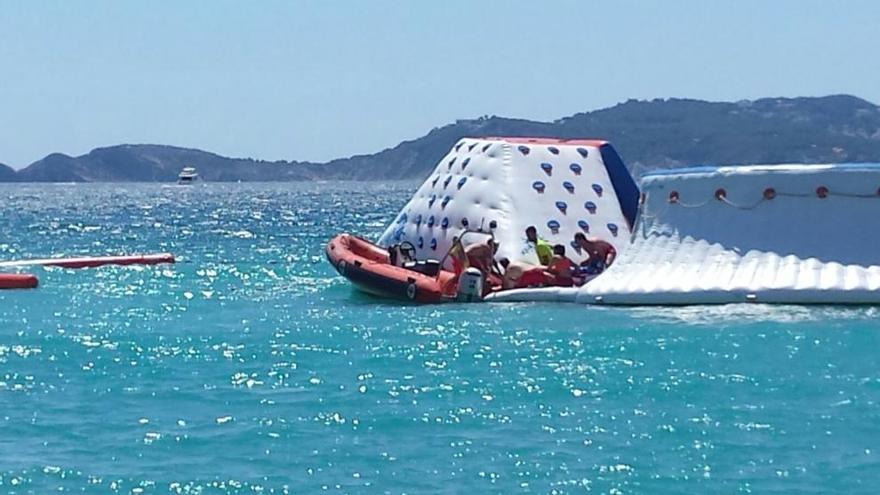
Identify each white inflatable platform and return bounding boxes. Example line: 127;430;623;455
577;163;880;305
378;137;880;305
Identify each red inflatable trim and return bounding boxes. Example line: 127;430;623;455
0;273;38;289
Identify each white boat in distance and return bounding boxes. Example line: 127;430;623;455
177;166;199;185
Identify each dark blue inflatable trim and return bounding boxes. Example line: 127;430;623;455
599;144;640;229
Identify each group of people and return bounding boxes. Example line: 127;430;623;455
459;225;616;291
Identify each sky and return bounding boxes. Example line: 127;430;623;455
0;0;878;168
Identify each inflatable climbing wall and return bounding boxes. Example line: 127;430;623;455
377;137;639;267
579;164;880;304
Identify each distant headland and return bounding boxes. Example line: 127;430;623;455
3;95;879;182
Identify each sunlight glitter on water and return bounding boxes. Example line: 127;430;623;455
0;183;879;493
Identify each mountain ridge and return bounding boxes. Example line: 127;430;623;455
6;95;880;182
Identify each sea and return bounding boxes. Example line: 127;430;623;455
0;182;878;494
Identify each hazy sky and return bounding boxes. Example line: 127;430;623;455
1;0;877;168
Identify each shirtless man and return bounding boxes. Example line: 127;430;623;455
464;239;502;278
573;233;616;275
498;258;546;289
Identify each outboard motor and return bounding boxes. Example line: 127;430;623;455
456;267;484;302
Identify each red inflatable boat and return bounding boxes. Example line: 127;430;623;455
0;273;39;289
326;234;460;303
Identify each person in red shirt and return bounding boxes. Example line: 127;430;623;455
545;244;575;286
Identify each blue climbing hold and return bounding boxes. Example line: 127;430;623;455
461;217;469;227
518;145;530;155
457;177;467;189
482;143;491;153
398;213;408;223
592;183;603;196
441;196;451;208
448;157;456;169
584;201;597;213
556;201;568;213
441;217;449;228
569;163;582;175
428;194;437;207
547;220;561;233
415;214;422;225
431;175;440;187
576;147;589;158
430;238;438;250
532;181;546;193
443;176;452;189
577;220;590;232
607;223;619;236
455;142;464;152
462;157;471;169
548;146;559;155
427;215;435;227
417;237;424;248
563;181;575;193
540;162;553;175
468;142;478;151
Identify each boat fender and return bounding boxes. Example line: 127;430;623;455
337;259;347;276
406;281;417;300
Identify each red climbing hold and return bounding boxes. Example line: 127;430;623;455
763;188;776;200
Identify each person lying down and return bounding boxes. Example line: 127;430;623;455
498;244;576;290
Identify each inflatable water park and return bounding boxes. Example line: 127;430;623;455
327;137;880;305
2;135;877;306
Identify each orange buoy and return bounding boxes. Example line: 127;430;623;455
0;273;38;289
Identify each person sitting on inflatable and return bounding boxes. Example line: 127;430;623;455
545;244;576;287
525;226;553;266
573;233;616;275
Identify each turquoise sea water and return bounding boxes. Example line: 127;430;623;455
1;182;879;494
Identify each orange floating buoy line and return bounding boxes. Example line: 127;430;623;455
0;253;175;290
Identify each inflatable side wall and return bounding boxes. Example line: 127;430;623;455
580;164;880;304
378;137;639;267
